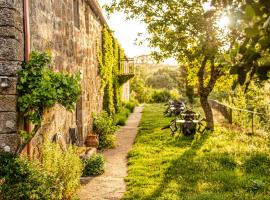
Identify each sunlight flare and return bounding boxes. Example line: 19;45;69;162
218;15;230;29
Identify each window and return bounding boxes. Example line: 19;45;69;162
73;0;80;29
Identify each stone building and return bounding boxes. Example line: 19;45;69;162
0;0;132;154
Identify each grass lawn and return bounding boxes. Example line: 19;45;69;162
123;104;270;200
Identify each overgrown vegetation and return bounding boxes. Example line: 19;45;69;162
41;141;83;199
99;27;132;115
93;99;138;149
17;51;81;153
114;99;139;126
210;74;270;132
151;89;178;103
82;154;105;177
123;104;270;199
114;107;131;126
0;141;82;200
93;111;118;150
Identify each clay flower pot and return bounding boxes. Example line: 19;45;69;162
85;134;99;148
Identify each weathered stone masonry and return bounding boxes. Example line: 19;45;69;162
0;0;130;153
0;0;24;151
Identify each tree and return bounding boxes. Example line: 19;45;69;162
105;0;236;130
212;0;270;89
146;68;181;90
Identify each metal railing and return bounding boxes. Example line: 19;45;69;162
209;99;269;133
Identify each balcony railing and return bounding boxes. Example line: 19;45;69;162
119;58;135;75
118;58;135;85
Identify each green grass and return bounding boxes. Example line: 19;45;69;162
123;104;270;200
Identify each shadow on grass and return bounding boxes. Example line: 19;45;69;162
143;131;211;200
140;133;270;200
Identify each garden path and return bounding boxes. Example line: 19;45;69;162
78;106;144;200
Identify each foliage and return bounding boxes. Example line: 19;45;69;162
212;0;270;87
41;141;83;199
211;79;270;132
17;51;81;125
82;154;105;177
114;99;139;126
93;111;118;149
0;152;61;200
114;107;130;126
146;68;181;90
99;27;132;115
16;51;81;153
123;104;270;199
124;99;139;113
0;142;82;200
99;27;115;115
151;89;178;103
112;39;121;113
130;76;152;103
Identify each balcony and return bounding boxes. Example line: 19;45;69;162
118;57;135;85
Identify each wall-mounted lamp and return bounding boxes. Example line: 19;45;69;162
79;70;83;80
0;77;10;88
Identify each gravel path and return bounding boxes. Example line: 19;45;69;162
78;106;143;200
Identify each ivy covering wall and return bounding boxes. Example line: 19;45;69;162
99;27;130;115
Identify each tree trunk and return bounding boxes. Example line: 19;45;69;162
197;56;220;131
200;94;214;130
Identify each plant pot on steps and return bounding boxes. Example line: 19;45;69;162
85;134;99;148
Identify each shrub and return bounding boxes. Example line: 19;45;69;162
41;141;83;199
115;117;127;126
130;77;153;103
151;89;173;103
82;154;105;177
94;111;117;149
114;106;133;126
124;102;135;113
0;152;61;200
124;99;138;113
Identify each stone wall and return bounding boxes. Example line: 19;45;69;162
0;0;131;153
28;0;104;150
0;0;24;151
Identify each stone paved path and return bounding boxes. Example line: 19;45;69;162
78;106;143;200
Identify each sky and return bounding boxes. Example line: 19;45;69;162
98;0;151;58
98;0;177;65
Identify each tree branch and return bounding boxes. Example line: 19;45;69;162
16;124;41;154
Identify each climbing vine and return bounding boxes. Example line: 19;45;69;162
99;27;115;115
16;51;81;153
99;27;132;115
113;38;121;112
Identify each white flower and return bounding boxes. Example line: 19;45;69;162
3;146;11;152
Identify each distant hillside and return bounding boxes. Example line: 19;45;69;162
133;54;178;74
